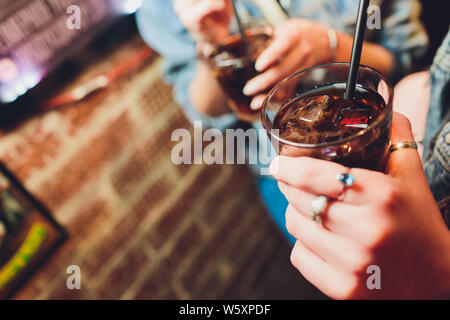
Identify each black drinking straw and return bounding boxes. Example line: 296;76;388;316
344;0;371;100
231;0;248;50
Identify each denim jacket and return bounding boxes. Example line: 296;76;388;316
423;30;450;228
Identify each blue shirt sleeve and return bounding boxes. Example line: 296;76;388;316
135;0;237;129
377;0;429;82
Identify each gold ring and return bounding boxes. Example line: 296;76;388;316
389;141;418;153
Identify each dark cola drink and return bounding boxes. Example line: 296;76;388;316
208;31;271;121
273;85;391;172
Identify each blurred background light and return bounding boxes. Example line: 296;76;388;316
22;71;41;90
1;87;19;104
0;70;42;104
114;0;142;14
0;58;18;83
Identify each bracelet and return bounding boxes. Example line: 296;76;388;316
327;28;338;61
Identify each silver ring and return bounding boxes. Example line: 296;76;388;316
311;195;329;224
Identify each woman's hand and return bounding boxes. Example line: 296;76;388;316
174;0;232;45
174;1;233;118
270;113;450;299
244;18;332;110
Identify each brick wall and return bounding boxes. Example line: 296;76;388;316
0;29;323;300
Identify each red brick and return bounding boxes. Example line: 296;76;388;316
147;165;220;249
133;259;173;300
36;112;133;210
180;200;245;293
128;176;170;222
173;223;204;256
147;202;190;250
0;129;61;181
203;166;254;224
133;225;203;299
197;271;221;299
97;245;149;299
112;146;152;198
141;78;174;119
67;199;110;240
59;90;111;136
83;177;169;277
112;128;173;197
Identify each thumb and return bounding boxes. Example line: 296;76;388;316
387;112;423;179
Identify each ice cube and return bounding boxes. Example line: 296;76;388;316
335;106;379;129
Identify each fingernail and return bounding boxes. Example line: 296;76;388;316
250;98;262;110
255;58;265;71
269;156;280;176
243;82;257;96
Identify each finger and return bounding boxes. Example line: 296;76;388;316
175;0;225;12
255;36;293;71
250;94;267;110
174;0;195;11
278;182;362;231
391;111;415;143
178;1;227;27
243;46;309;96
279;183;385;246
290;240;356;299
388;112;424;180
270;156;389;205
286;205;370;272
243;67;282;96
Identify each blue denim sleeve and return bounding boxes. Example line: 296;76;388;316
135;0;237;129
378;0;429;82
423;31;450;229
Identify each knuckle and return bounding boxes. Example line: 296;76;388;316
289;247;299;269
210;1;223;10
365;219;393;250
285;210;296;236
395;112;413;131
302;43;312;56
333;278;359;300
348;251;374;275
293;158;315;187
276;38;291;51
378;181;401;212
265;69;278;82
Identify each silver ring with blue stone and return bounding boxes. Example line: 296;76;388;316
336;170;355;201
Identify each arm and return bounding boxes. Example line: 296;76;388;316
136;0;236;127
189;58;230;117
333;31;394;79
